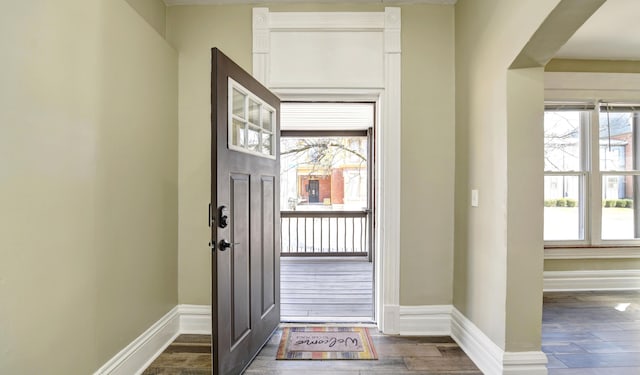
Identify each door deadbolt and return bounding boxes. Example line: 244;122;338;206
218;205;229;228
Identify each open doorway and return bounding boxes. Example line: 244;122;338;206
279;102;376;323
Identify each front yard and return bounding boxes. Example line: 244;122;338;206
545;207;636;240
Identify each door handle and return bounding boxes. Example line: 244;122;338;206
218;240;240;251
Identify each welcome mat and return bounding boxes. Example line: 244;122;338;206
276;327;378;360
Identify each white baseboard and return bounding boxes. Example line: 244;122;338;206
179;304;211;334
93;306;180;375
544;270;640;291
94;304;211;375
397;305;452;336
96;304;551;375
451;308;503;374
451;308;548;375
502;351;549;375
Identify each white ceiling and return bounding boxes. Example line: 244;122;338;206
554;0;640;60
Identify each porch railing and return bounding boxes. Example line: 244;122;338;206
281;211;370;259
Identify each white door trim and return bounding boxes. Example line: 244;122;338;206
253;7;401;333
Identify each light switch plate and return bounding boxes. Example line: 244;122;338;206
471;189;479;207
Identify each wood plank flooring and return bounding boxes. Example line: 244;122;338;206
142;334;211;374
143;327;481;374
280;258;374;321
542;291;640;375
143;284;640;374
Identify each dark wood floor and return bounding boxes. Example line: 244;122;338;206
143;327;481;374
542;291;640;375
143;290;640;374
142;334;211;374
280;257;374;321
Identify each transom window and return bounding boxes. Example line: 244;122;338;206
544;102;640;245
228;78;276;159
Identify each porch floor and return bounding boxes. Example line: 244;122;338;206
280;257;374;322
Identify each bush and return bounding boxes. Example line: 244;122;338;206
544;199;557;207
566;199;577;207
556;199;567;207
602;199;634;208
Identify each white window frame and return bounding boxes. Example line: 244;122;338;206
228;77;277;160
544;72;640;258
544;104;640;247
596;104;640;244
544;108;590;246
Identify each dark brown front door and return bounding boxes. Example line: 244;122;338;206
308;180;320;203
211;48;281;375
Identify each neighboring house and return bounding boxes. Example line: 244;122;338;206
294;165;367;207
282;136;368;210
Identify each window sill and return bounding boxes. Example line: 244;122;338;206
544;246;640;259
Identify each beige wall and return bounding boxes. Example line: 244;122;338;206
546;58;640;73
125;0;166;37
454;0;561;350
94;0;178;364
0;1;178;373
505;67;546;351
166;3;456;306
167;4;252;305
400;5;455;305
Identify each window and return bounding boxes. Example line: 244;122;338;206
599;106;640;240
544;102;640;245
228;78;276;159
544;109;587;241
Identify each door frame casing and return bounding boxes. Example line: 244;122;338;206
252;7;402;333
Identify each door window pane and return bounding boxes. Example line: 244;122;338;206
262;133;272;156
262;107;273;131
232;119;245;147
249;99;260;125
247;126;260;152
233;89;246;119
602;174;640;240
544;175;582;241
544;111;582;172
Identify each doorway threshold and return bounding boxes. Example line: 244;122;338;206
281;316;375;324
